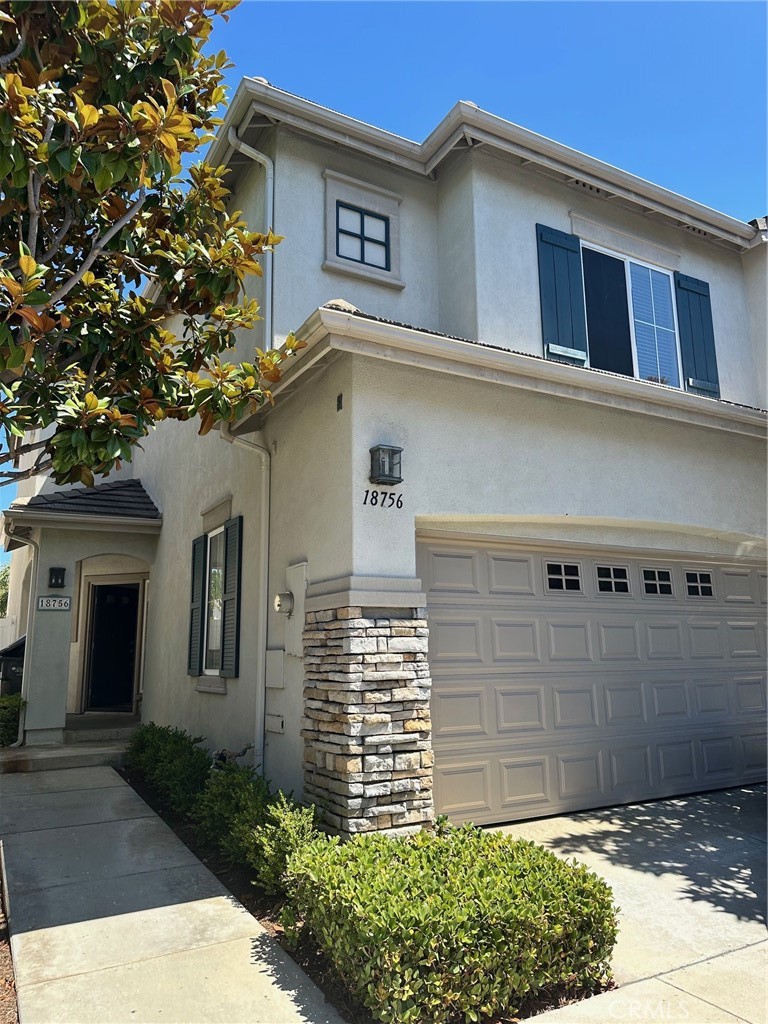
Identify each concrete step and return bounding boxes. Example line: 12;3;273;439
63;714;140;745
64;726;138;744
0;740;129;774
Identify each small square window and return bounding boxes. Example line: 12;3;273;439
686;570;714;598
643;568;673;596
547;562;582;593
336;202;391;271
596;565;630;594
323;171;403;288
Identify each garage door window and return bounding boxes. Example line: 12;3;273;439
596;565;630;594
643;568;673;596
686;570;714;598
546;562;582;592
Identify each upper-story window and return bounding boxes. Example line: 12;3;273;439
337;202;390;271
323;170;404;289
582;245;681;388
536;223;720;399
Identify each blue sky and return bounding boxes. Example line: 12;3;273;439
211;0;766;222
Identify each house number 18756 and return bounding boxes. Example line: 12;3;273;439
363;490;403;509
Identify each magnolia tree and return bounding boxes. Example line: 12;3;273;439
0;0;300;486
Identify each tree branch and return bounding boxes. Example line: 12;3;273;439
0;17;26;69
26;116;54;258
0;436;49;464
40;204;74;264
0;458;53;485
48;187;147;306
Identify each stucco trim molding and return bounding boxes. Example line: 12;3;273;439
306;574;426;614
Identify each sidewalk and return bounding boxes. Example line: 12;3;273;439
0;765;344;1024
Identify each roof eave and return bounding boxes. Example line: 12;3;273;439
216;80;757;253
2;509;163;533
241;305;767;441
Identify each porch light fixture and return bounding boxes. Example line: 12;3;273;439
48;567;66;589
369;445;402;485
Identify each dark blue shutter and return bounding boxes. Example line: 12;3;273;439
536;224;588;363
188;535;206;676
220;516;243;678
674;273;720;398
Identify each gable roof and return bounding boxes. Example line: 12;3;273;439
7;479;160;522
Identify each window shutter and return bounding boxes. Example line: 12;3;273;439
536;224;588;363
220;516;243;678
674;273;720;398
188;535;206;676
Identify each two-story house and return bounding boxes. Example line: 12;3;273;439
4;80;766;834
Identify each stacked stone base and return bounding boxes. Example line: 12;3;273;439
303;606;434;834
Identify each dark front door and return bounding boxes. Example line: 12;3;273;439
86;583;140;711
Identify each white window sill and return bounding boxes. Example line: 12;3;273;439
194;676;227;694
322;259;405;291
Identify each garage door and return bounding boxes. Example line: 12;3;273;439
417;539;767;825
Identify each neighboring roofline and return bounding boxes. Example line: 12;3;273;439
209;79;761;254
235;305;767;441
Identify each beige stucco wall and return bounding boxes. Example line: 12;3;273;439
467;149;765;409
241;130;440;345
742;242;768;409
131;349;356;792
347;356;766;579
234;130;765;411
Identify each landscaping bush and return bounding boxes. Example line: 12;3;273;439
126;723;211;815
193;762;271;861
286;824;618;1024
0;693;24;746
242;791;320;894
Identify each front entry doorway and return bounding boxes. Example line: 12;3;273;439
85;583;141;711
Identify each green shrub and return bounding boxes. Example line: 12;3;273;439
242;792;319;894
286;825;618;1024
0;693;24;746
193;763;271;860
126;722;210;815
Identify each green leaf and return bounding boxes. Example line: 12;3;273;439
93;163;114;194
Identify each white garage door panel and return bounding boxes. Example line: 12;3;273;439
419;541;767;825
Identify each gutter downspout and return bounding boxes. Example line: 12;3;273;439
3;524;39;746
227;124;274;352
220;424;270;773
221;121;276;775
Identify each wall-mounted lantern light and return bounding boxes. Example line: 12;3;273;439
48;567;66;589
369;445;402;485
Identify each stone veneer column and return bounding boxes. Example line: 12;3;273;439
302;606;434;834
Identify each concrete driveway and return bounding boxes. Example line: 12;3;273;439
499;785;767;1024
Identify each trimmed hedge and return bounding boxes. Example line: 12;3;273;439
286;824;618;1024
241;791;320;894
126;723;210;814
0;693;24;746
193;762;271;861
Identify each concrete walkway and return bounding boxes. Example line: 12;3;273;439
0;766;344;1024
500;785;767;1024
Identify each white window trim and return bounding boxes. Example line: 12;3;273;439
580;240;684;390
202;525;224;677
322;169;404;289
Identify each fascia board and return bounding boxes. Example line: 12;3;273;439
3;511;163;533
451;108;755;245
307;308;767;440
